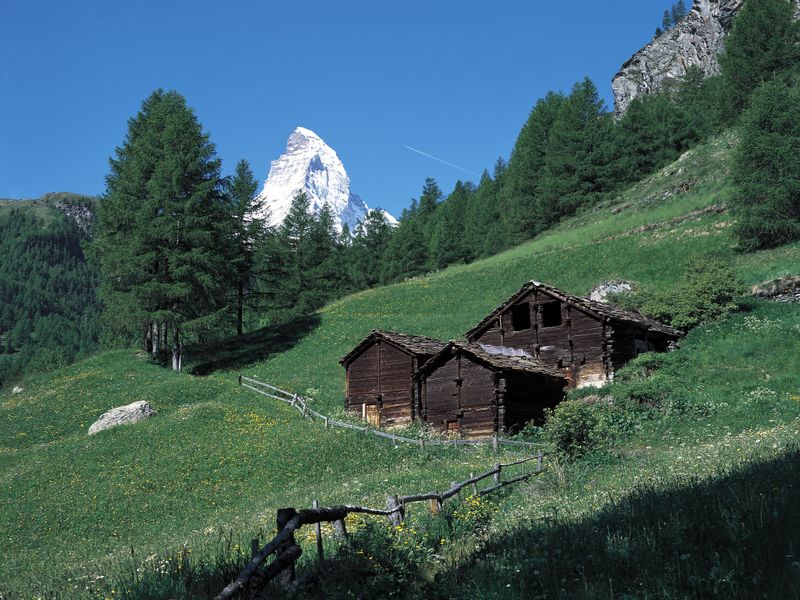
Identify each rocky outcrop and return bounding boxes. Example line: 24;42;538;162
88;401;156;435
589;281;634;303
54;201;95;236
752;275;800;303
612;0;800;114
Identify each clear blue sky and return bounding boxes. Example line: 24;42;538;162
0;1;668;217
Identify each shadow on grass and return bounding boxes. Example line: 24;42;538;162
189;313;321;376
284;448;800;600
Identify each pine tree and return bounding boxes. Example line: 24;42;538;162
380;217;429;282
351;210;393;289
731;75;800;249
226;159;269;336
719;0;800;120
537;78;613;226
501;91;566;243
671;1;687;25
93;90;230;370
662;10;672;30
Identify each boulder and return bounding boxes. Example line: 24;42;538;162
11;385;24;395
589;281;634;304
88;401;156;435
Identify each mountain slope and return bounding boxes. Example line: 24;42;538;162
2;133;799;596
255;127;397;232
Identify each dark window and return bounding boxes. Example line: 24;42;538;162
541;301;562;327
511;303;531;331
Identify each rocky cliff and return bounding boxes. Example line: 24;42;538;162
612;0;800;114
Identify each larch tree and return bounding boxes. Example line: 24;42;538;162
719;0;800;120
93;89;231;370
226;159;269;336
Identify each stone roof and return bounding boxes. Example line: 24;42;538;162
340;330;447;366
416;341;566;381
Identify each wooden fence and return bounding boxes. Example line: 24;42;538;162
215;454;543;600
239;375;539;451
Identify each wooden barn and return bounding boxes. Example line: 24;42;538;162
465;281;681;388
340;330;446;428
415;342;567;438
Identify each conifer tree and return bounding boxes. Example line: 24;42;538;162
501;91;566;243
671;1;687;25
662;10;672;30
351;210;393;289
93;90;230;370
731;75;800;249
537;78;613;226
226;159;269;336
719;0;800;120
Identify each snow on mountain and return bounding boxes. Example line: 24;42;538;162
255;127;397;233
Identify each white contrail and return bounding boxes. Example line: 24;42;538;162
403;145;480;177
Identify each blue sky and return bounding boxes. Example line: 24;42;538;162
0;1;668;217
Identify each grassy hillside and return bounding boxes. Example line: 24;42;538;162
1;134;799;598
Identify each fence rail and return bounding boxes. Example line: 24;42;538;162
215;454;543;600
239;375;540;451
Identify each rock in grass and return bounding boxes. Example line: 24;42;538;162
589;281;633;303
88;401;156;435
11;385;23;395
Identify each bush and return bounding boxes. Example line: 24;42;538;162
619;258;745;331
543;401;610;459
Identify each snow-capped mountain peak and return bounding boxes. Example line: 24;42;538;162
255;126;396;232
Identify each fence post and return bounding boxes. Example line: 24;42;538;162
419;439;425;451
493;462;501;485
333;518;348;539
537;451;543;472
430;497;441;515
386;494;404;526
291;394;297;408
324;417;329;429
492;433;498;453
238;375;242;386
312;500;324;562
275;508;298;586
302;403;307;419
470;472;477;496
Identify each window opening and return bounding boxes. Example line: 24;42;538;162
541;301;563;328
510;302;532;331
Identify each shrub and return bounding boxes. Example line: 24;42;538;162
543;401;610;459
617;258;745;331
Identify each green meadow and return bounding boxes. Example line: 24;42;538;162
2;133;799;598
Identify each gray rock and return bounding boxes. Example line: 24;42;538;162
88;401;156;435
612;0;800;114
11;385;23;395
589;281;633;303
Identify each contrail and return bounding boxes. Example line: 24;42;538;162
403;145;480;177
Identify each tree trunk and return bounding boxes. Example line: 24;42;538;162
151;322;160;357
144;322;152;354
172;326;182;372
237;282;244;336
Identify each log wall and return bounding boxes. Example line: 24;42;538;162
471;290;610;388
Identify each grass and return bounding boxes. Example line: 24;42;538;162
1;132;799;598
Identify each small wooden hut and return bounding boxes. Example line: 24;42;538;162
415;342;567;438
340;330;446;428
465;281;681;388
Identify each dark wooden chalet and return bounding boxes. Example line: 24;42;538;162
464;281;681;388
340;330;446;428
415;342;567;438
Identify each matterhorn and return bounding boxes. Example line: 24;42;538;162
255;127;396;233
